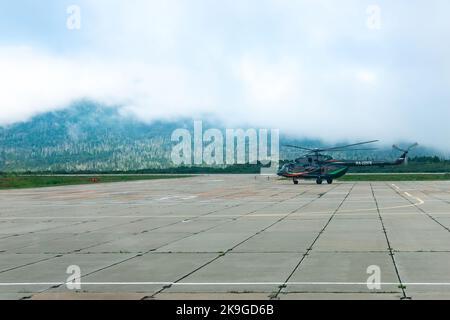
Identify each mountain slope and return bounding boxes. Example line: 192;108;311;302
0;101;440;172
0;102;181;171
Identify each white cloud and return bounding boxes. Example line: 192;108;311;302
0;46;216;124
0;0;450;150
356;70;377;84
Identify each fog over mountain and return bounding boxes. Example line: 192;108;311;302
0;101;441;172
1;1;450;151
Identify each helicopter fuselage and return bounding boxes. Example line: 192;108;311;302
277;152;407;184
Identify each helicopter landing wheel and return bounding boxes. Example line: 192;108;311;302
293;179;299;185
326;178;333;184
316;178;323;185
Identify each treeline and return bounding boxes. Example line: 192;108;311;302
11;163;266;175
3;156;450;175
409;156;442;163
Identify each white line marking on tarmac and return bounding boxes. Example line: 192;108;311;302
0;187;427;220
2;210;436;220
404;191;425;205
1;282;450;286
156;195;198;201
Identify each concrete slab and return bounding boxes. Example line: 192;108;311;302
1;176;450;299
263;219;328;232
31;292;148;300
155;232;256;253
232;231;317;253
278;292;402;300
0;293;34;300
0;253;135;294
0;253;57;273
81;232;193;254
152;293;271;300
167;252;302;293
387;230;450;251
395;252;450;298
284;252;401;293
14;233;119;254
313;230;388;252
52;253;218;294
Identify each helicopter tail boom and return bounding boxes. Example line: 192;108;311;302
328;143;418;167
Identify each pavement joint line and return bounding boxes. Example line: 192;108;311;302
4;210;236;289
149;185;337;298
149;189;312;293
417;184;450;206
0;185;257;210
371;183;408;299
9;187;264;255
273;183;353;299
0;220;90;241
0;197;426;220
37;187;292;294
5;249;421;254
3;282;450;286
388;183;450;234
3;178;450;298
0;254;61;275
0;217;145;246
4;211;449;220
3;216;182;254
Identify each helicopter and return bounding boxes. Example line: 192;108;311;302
277;140;418;185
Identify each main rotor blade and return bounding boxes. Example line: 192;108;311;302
323;140;379;152
393;142;418;153
283;145;314;151
325;148;378;152
392;144;405;152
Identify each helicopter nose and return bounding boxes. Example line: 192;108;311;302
277;167;285;176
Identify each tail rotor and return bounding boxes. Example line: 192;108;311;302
392;142;418;165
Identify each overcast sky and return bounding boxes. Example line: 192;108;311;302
0;0;449;149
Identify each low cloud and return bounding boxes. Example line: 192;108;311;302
0;0;449;150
